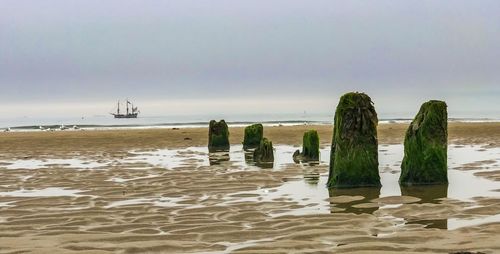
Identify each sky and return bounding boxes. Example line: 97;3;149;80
0;0;499;119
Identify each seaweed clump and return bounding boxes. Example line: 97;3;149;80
327;92;381;188
399;100;448;186
293;130;320;162
208;120;230;152
243;124;264;150
253;138;274;164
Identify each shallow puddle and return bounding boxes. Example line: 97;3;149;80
0;158;108;170
105;196;186;208
0;187;88;197
107;174;160;183
0;144;499;232
125;145;301;170
128;144;500;230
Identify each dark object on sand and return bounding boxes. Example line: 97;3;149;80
253;138;274;163
400;184;448;204
327;92;380;188
293;130;320;162
400;100;448;185
449;252;485;254
243;124;264;150
208;120;230;152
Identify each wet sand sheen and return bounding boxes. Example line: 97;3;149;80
0;123;499;253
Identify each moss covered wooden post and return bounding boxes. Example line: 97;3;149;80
293;130;320;162
327;92;381;188
208;120;230;152
399;100;448;186
253;137;274;163
243;124;263;150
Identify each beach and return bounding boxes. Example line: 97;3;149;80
1;122;500;153
0;122;499;253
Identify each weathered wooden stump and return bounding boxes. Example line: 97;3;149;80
253;137;274;164
399;100;448;185
243;124;263;150
208;120;230;152
327;92;381;188
293;130;320;162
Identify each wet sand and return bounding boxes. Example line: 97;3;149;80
0;122;499;253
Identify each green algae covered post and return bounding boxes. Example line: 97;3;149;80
293;130;320;162
327;92;381;188
208;120;230;152
399;100;448;186
253;137;274;163
243;124;264;150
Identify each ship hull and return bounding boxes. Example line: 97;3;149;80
113;113;138;118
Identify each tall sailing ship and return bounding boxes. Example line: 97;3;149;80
111;100;139;118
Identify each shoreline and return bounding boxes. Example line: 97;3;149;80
3;118;500;132
0;122;499;155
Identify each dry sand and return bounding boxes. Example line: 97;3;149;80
0;122;499;253
0;122;499;156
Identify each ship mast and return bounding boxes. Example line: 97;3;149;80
117;100;120;115
126;99;130;115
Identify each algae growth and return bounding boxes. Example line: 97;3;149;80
327;92;381;188
243;124;264;150
399;100;448;186
293;130;320;162
253;137;274;164
208;120;230;152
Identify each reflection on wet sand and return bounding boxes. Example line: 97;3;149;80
293;155;321;166
400;184;448;204
208;152;230;165
298;161;320;167
328;187;381;214
303;172;320;185
401;184;448;229
244;150;254;165
243;149;274;169
409;219;448;229
254;161;274;169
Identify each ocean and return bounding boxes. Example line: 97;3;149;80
0;113;498;132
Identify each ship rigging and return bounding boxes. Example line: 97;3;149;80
111;99;139;118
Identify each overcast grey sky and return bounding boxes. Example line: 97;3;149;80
1;0;499;118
